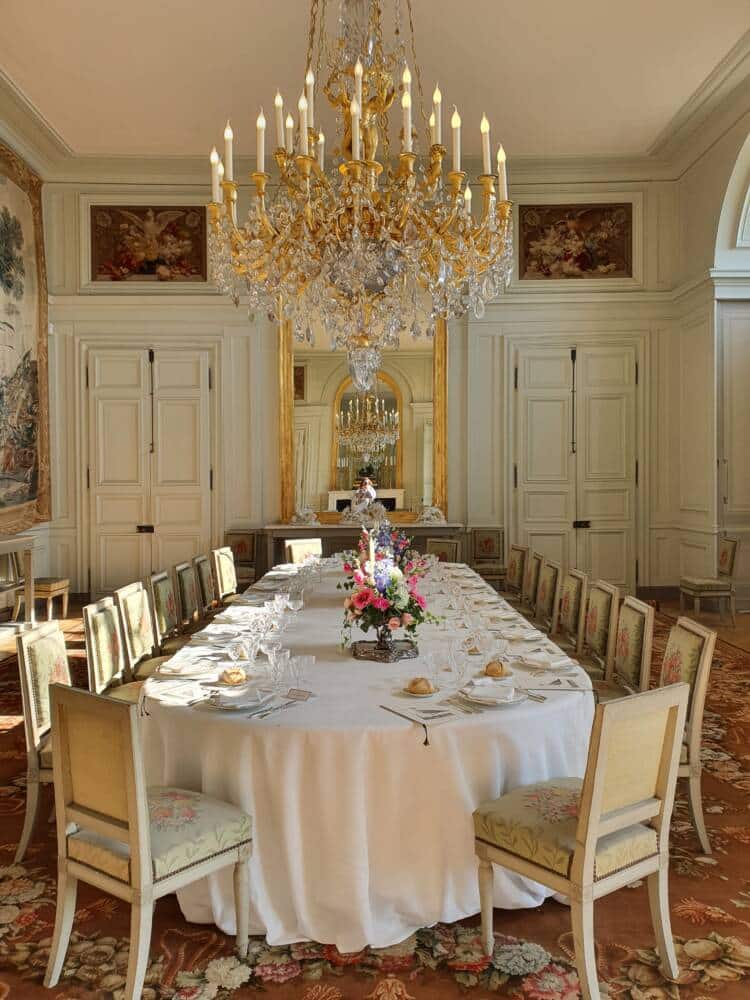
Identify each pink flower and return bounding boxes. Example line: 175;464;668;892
414;593;427;610
388;616;401;630
353;570;366;585
372;596;390;611
343;562;352;573
401;612;414;626
255;960;302;983
352;589;374;610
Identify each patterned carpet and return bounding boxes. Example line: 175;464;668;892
1;615;750;999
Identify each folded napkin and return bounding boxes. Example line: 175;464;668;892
155;659;215;678
515;652;574;671
209;688;270;710
470;674;513;687
462;680;515;704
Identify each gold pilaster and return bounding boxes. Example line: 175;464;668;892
433;317;448;516
279;314;295;522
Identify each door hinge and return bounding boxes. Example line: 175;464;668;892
210;467;214;491
635;361;639;385
86;466;90;490
136;524;155;534
573;519;591;529
208;367;213;390
513;366;518;390
635;460;639;487
513;464;518;489
570;347;577;363
148;348;155;364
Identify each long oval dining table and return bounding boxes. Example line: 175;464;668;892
142;560;595;953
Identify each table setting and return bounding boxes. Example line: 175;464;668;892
141;528;595;952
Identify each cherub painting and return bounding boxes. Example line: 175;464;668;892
90;205;207;282
519;203;633;280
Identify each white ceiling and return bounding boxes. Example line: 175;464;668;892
2;1;749;159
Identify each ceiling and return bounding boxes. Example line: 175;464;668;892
2;1;749;160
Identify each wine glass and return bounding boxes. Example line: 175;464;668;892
287;588;304;612
268;647;290;695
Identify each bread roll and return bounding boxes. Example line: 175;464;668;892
407;676;434;695
220;666;247;686
484;660;509;678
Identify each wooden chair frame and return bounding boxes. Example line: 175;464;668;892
148;570;183;646
174;561;201;626
555;568;588;655
477;684;689;1000
424;537;461;564
82;596;140;697
534;558;562;634
45;686;251;999
15;621;71;862
113;581;167;677
284;538;324;564
601;596;655;695
679;537;740;626
502;543;528;599
581;580;620;676
520;550;543;614
660;616;717;855
192;553;218;614
212;546;239;601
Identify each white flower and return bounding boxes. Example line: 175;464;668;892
204;956;251;990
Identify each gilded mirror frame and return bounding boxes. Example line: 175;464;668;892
279;318;447;522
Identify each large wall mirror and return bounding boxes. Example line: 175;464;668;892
279;322;447;522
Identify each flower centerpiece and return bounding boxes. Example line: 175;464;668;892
340;525;434;662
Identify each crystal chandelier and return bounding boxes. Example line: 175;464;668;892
336;392;400;462
207;0;513;371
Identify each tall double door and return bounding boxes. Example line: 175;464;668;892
512;343;638;592
87;347;212;597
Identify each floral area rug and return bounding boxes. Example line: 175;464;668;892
1;615;750;999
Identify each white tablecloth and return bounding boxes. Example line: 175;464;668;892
142;563;594;951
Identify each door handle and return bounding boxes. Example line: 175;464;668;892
573;520;591;529
136;524;155;534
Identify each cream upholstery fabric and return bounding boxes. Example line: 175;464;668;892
505;548;526;591
216;550;238;594
473;777;658;879
660;625;705;690
177;566;200;622
122;589;156;662
585;588;612;658
196;557;217;607
222;593;245;606
558;574;583;635
107;683;144;703
67;786;252;884
153;577;179;637
523;556;541;603
39;734;53;769
27;633;71;733
680;576;731;592
134;655;171;679
161;635;191;655
613;603;646;688
718;537;738;577
90;604;124;690
536;564;558;621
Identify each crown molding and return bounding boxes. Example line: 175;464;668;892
0;68;72;173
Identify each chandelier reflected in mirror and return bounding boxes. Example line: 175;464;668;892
336;391;399;462
208;0;513;383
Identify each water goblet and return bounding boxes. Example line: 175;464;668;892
287;588;304;612
269;648;290;694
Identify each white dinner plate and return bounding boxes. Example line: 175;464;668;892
401;686;438;698
461;690;528;708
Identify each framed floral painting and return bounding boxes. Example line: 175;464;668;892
0;141;50;532
518;201;634;281
89;203;207;283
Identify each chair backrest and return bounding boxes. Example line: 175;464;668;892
583;580;620;669
212;546;238;600
114;581;158;673
82;597;127;695
572;684;689;885
226;531;256;566
659;617;716;760
16;621;71;756
718;536;740;579
175;562;201;625
609;596;654;692
505;544;528;592
193;553;217;612
149;570;181;644
535;558;561;629
557;569;588;650
522;551;543;608
284;538;324;565
424;538;460;563
50;685;151;889
471;528;503;564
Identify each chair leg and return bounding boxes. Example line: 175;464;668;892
647;864;679;981
571;895;599;1000
44;862;78;987
15;774;40;863
62;590;69;618
688;770;711;855
731;593;737;628
679;590;685;613
233;857;250;958
124;897;153;1000
46;597;53;621
12;593;22;622
478;857;494;956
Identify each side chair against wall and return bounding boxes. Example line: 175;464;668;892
592;597;654;703
14;622;71;863
149;570;194;655
212;546;244;605
193;553;219;616
534;558;562;634
82;598;143;702
284;538;324;565
579;581;620;681
113;581;172;680
659;617;717;855
44;686;253;999
424;537;461;564
500;544;528;603
174;561;203;629
679;536;740;626
474;684;690;1000
519;550;543;617
469;528;505;589
555;569;588;655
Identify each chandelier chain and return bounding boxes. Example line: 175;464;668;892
306;0;320;75
405;0;430;144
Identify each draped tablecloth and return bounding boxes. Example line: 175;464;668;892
142;564;594;952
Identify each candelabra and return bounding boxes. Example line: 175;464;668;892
336;393;399;462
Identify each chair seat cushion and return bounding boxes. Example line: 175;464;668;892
592;679;630;703
134;655;171;680
680;577;731;593
106;682;144;703
160;635;192;655
474;777;658;879
39;733;53;770
34;577;70;589
223;593;244;605
67;786;252;883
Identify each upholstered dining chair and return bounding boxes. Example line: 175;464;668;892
534;558;562;633
579;580;620;680
148;570;194;654
82;598;143;703
679;536;740;626
475;683;689;1000
174;561;202;628
14;622;71;863
285;537;324;564
470;528;505;589
659;617;717;855
555;569;588;655
193;553;218;614
45;686;253;1000
519;550;543;615
500;543;528;602
113;581;172;680
212;546;244;605
592;596;655;703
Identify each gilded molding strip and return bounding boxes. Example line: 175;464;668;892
433;318;448;516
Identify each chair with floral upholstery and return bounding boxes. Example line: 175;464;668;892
519;550;543;616
174;562;203;628
659;617;717;855
579;580;620;680
475;683;689;1000
212;546;245;605
534;559;562;634
193;553;219;614
679;536;740;626
148;570;195;654
592;596;654;703
113;581;172;679
83;598;143;703
555;569;588;655
500;543;528;602
45;685;253;999
469;528;505;589
14;622;71;863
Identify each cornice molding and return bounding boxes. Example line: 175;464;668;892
0;68;71;174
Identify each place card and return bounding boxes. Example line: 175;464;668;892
286;688;314;701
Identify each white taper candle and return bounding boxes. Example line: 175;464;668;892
402;91;412;153
429;111;436;145
256;108;266;174
464;184;472;217
298;94;308;155
210;146;220;202
223;121;234;181
285;113;294;155
354;58;363;111
274;91;284;148
351;98;360;160
480;114;491;174
318;131;325;169
305;69;315;128
451;107;461;172
432;84;442;144
496;145;508;200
